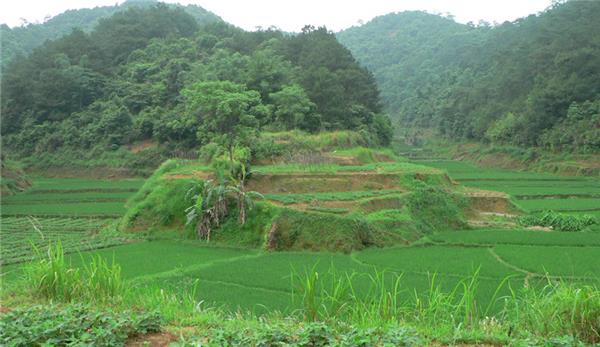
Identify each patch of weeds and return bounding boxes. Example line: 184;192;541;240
0;304;161;346
519;210;597;231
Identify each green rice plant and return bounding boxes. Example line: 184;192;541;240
1;201;126;217
28;177;144;192
431;229;600;247
0;217;125;265
517;198;600;213
494;245;600;278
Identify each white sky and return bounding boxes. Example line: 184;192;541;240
1;0;554;31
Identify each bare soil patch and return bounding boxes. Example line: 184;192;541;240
465;189;519;214
128;140;157;154
126;331;178;346
164;171;214;180
247;172;403;194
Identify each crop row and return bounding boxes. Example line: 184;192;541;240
0;217;124;265
1;201;126;217
264;190;402;205
28;178;144;192
431;229;600;247
516;198;600;212
2;191;132;204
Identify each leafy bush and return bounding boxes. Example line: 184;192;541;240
406;185;467;232
174;322;421;347
0;304;161;347
519;210;597;232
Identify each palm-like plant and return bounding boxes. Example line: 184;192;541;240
228;164;263;225
185;164;263;241
185;180;230;241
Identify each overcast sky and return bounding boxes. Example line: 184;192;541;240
1;0;555;31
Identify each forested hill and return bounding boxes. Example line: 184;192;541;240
1;4;390;164
338;1;600;152
0;0;221;69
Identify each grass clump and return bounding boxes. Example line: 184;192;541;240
506;283;600;344
0;304;161;347
23;242;124;303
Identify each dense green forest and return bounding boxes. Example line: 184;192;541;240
0;0;221;69
338;0;600;152
1;3;390;166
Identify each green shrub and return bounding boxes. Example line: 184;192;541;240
519;210;597;232
406;185;467;232
0;304;161;346
121;160;201;230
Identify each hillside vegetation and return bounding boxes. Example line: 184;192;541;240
338;1;600;152
120;131;473;252
0;0;221;69
1;3;390;172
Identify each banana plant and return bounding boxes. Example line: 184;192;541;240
228;164;264;225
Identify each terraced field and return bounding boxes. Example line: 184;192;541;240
415;160;600;214
0;217;125;265
2;159;599;316
0;177;143;265
5;228;598;313
2;177;144;218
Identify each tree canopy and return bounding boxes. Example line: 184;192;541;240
338;1;600;152
1;4;391;158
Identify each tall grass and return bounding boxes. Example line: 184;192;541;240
505;280;600;344
291;266;600;343
23;242;124;303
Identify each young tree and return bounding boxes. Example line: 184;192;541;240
269;84;318;131
182;81;262;174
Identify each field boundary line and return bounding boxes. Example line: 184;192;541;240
348;252;512;281
487;248;531;277
130;252;264;283
434;240;600;249
183;278;293;296
488;248;598;282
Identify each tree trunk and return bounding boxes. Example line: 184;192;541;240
228;144;234;176
239;196;246;225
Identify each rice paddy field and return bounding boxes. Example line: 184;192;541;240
0;177;143;265
414;159;600;214
2;162;599;316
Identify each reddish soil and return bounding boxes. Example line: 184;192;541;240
126;331;178;346
128;140;157;154
164;171;214;180
271;200;357;212
465;189;519;214
247;172;403;194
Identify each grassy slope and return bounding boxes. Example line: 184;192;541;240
121;153;464;252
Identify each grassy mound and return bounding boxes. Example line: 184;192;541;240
0;158;31;196
121;143;471;251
